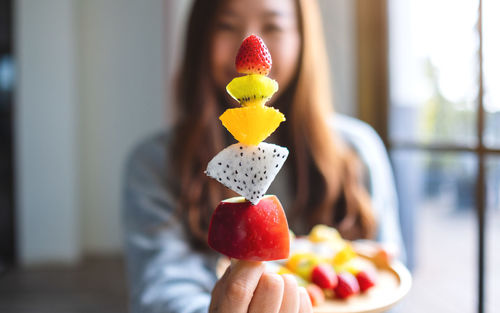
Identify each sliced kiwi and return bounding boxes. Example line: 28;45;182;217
226;74;279;106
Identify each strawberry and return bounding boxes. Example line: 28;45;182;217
311;264;338;289
306;284;325;306
356;269;377;292
235;35;272;75
334;272;360;299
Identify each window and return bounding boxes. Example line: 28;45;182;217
357;0;498;312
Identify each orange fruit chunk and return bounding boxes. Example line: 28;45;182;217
219;105;285;146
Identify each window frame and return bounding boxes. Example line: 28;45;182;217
356;0;490;312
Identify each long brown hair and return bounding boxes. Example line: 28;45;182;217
172;0;376;250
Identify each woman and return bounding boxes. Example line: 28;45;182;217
123;0;404;312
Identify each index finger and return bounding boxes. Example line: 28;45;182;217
218;260;266;313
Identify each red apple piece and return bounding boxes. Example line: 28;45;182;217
208;195;290;261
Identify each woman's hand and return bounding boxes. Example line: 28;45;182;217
209;260;313;313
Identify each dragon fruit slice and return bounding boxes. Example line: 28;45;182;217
205;142;288;204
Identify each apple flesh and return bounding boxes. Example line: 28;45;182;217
208;195;290;261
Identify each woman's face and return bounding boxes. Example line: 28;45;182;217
210;0;301;106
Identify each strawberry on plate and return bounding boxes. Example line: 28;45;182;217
334;272;360;299
311;264;338;289
356;269;377;292
235;34;272;76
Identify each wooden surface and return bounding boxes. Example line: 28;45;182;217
0;256;128;313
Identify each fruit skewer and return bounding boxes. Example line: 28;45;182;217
205;35;290;261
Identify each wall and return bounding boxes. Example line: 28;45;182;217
15;0;80;265
318;0;357;117
15;0;168;264
78;0;167;254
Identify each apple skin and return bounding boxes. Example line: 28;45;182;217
208;195;290;261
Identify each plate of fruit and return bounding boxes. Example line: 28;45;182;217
216;225;412;313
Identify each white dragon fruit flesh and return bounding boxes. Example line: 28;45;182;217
205;142;289;204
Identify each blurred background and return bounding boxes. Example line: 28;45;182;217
0;0;498;312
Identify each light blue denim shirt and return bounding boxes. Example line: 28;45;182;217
122;114;404;313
